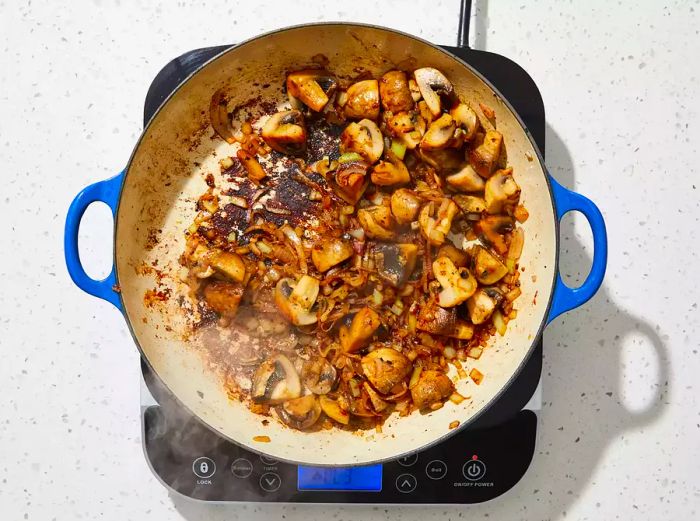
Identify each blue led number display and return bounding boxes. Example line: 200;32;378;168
297;465;382;491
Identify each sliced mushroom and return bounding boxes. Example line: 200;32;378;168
208;251;246;282
286;69;337;112
484;167;521;214
436;243;469;268
390;188;422;224
339;306;382;353
344;79;381;120
261;110;307;156
410;369;455;409
202;281;244;317
301;357;337;395
379;70;414;113
417;298;457;335
467;287;503;325
420;114;456;150
477;215;515;254
419;198;460;246
251;354;302;404
385;111;417;136
413;67;456;117
408;78;422;101
452;194;486;215
371;158;410;186
363;382;389;412
289;274;320;310
417;147;463;171
473;246;509;284
319;394;350;425
311;237;354;272
450;103;479;141
446;164;484;192
340;119;384;164
332;160;369;205
276;395;322;430
432;256;477;307
371;242;418;288
274;278;318;326
361;347;412;394
357;206;395;240
469;129;503;177
448;320;474;340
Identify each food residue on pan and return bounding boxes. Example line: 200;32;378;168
169;64;528;433
253;435;271;443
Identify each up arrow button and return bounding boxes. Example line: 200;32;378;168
395;473;417;493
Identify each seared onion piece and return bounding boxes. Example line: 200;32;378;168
344;79;381;120
286;69;337;112
280;224;308;273
332;160;369;205
274;278;318;326
251;354;302;404
209;88;236;143
202;281;243;317
379;70;415;113
450;103;479;141
319;395;350;425
371;158;410;186
371;243;418;288
420;114;456;150
432;256;477;307
467;287;503;325
311;237;353;272
448;320;474;340
261;110;307;156
339;306;382;353
413;68;456;117
208;251;246;282
473;246;509;285
357;206;395;240
301;357;337;394
340;119;384;164
361;347;412;394
506;227;525;272
410;370;455;410
484;167;520;214
390;188;422;224
446;164;484;192
419;198;459;246
237;150;267;183
469;130;503;178
277;395;322;430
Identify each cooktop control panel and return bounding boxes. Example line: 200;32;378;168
143;406;536;503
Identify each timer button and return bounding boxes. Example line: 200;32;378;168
397;453;418;467
462;458;486;481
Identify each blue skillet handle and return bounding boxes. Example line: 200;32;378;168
546;175;608;324
64;172;125;311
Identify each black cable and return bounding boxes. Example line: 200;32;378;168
457;0;472;48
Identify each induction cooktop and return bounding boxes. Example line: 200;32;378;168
139;0;546;504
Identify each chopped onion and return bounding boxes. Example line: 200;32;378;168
444;346;456;359
372;288;383;306
229;196;248;208
449;392;465;404
257;240;273;254
493;310;507;336
467;347;483;359
390;299;404;316
348;228;365;240
408;365;422;389
281;224;308;274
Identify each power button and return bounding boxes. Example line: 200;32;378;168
462;458;486;481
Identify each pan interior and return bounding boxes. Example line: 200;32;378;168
115;24;556;466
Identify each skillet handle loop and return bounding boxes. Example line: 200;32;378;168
547;175;608;324
64;172;124;311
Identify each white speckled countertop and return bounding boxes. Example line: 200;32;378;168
1;0;699;519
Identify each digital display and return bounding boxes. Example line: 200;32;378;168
297;465;383;491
